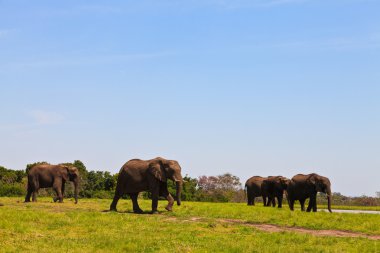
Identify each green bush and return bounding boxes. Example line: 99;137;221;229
0;183;25;196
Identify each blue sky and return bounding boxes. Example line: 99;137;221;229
1;0;379;196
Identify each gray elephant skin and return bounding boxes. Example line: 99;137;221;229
25;164;79;204
245;176;274;206
110;157;183;214
287;173;332;212
261;176;290;208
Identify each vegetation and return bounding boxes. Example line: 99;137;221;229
0;166;26;197
0;197;379;252
1;162;379;207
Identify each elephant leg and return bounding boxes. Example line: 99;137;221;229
289;199;295;211
53;183;63;203
31;179;39;202
61;183;65;199
151;197;159;214
158;182;174;210
311;194;317;212
306;201;312;212
130;193;143;214
247;194;253;206
271;197;276;207
300;199;306;211
263;195;267;206
25;186;32;202
110;192;121;211
32;191;38;202
252;197;255;206
150;184;160;214
54;183;65;202
160;188;174;212
277;195;283;208
306;196;315;212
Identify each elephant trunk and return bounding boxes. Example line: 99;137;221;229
74;179;79;204
326;187;332;213
175;180;182;206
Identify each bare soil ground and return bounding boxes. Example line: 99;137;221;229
169;216;380;240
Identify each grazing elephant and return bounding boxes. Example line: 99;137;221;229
261;176;290;208
245;176;274;206
110;157;183;214
287;173;332;212
25;164;79;204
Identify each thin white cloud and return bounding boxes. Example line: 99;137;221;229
28;110;65;125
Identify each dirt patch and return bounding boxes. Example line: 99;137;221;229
224;220;380;240
169;216;380;240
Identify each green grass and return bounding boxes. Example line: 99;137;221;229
321;205;380;211
169;202;380;235
0;197;379;252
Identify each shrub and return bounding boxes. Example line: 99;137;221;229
0;183;25;196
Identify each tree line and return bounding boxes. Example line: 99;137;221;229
1;160;379;206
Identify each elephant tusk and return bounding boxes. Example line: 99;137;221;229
173;176;182;183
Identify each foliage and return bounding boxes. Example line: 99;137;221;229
167;175;198;201
81;171;117;198
0;184;25;196
195;173;244;202
317;192;380;206
0;166;27;196
1;163;380;206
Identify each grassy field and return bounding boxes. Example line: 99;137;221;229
0;197;379;252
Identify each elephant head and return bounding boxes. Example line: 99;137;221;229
61;165;80;204
150;157;183;206
278;176;291;190
266;176;290;191
307;174;332;212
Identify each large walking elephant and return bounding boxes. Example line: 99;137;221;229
25;164;79;203
261;176;290;208
110;157;183;214
245;176;274;206
287;173;332;212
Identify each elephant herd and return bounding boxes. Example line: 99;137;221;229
22;157;332;214
245;174;332;212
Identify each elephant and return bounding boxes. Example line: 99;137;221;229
245;176;274;206
25;164;79;204
110;157;183;214
261;176;290;208
287;173;332;212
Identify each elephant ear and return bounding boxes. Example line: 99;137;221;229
60;165;70;181
149;162;167;182
306;174;317;187
279;177;288;188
